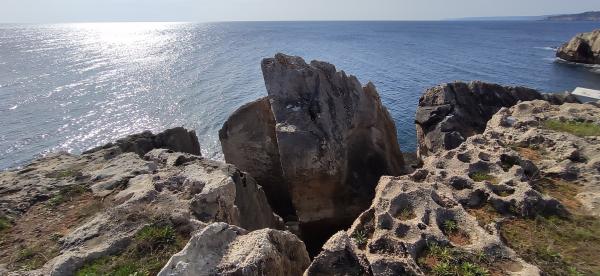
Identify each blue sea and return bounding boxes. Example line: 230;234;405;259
1;21;599;170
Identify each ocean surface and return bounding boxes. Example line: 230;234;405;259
1;21;600;170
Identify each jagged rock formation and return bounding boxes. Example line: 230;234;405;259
0;128;291;275
556;29;600;64
159;222;310;276
220;53;405;254
415;81;577;158
313;99;600;275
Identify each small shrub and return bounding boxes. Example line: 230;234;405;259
543;119;600;137
135;224;176;252
0;216;11;231
469;172;497;183
46;185;87;207
442;220;458;234
46;169;80;179
351;230;368;247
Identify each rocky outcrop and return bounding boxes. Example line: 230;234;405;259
556;29;600;64
220;54;405;254
0;128;285;275
415;81;578;158
159;222;310;276
84;126;202;157
313;99;600;275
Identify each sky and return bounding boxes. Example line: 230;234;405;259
2;0;600;23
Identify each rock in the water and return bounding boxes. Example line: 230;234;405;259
415;81;577;158
159;222;310;276
556;29;600;64
220;53;405;254
0;129;284;275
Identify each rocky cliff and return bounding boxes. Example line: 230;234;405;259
556;29;600;64
220;53;405;255
415;81;578;158
313;97;600;275
2;55;600;276
0;128;307;275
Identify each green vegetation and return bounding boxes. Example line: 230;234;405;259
351;229;368;247
543;119;600;137
47;185;88;207
0;215;11;231
442;220;458;234
76;223;186;276
396;207;416;220
501;214;600;275
13;245;57;270
418;242;490;276
468;172;497;183
46;169;80;179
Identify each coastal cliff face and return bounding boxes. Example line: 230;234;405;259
313;99;600;275
220;53;405;254
2;54;600;276
415;81;577;158
0;128;308;275
556;29;600;64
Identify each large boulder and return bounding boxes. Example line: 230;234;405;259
220;53;405;254
84;126;202;157
159;222;310;276
415;81;577;158
556;29;600;64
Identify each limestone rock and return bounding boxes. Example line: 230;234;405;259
220;54;405;254
85;126;201;157
0;129;283;275
415;81;577;158
556;29;600;64
159;222;310;276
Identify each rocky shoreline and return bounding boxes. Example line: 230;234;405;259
556;29;600;65
1;53;600;275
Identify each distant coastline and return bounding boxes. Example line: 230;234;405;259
450;11;600;21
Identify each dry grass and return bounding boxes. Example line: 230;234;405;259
0;188;104;271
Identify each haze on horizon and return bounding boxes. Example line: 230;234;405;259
2;0;600;23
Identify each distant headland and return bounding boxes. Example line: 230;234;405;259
450;11;600;21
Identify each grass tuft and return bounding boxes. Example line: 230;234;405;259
543;119;600;137
468;172;497;183
47;185;88;207
0;216;11;231
418;242;489;276
351;229;368;247
75;222;185;276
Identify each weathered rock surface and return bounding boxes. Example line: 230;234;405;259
556;29;600;64
0;128;285;275
220;53;405;254
159;222;310;276
313;99;600;275
84;126;202;157
415;81;577;158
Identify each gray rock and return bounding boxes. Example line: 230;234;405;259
159;222;310;276
0;129;283;275
415;81;576;158
556;29;600;64
85;126;201;157
220;54;405;251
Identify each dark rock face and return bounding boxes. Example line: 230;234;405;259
85;127;201;157
556;29;600;64
416;81;542;158
415;81;578;158
220;53;405;255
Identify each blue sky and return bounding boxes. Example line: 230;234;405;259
2;0;600;23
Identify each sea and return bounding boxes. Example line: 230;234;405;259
1;21;600;170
